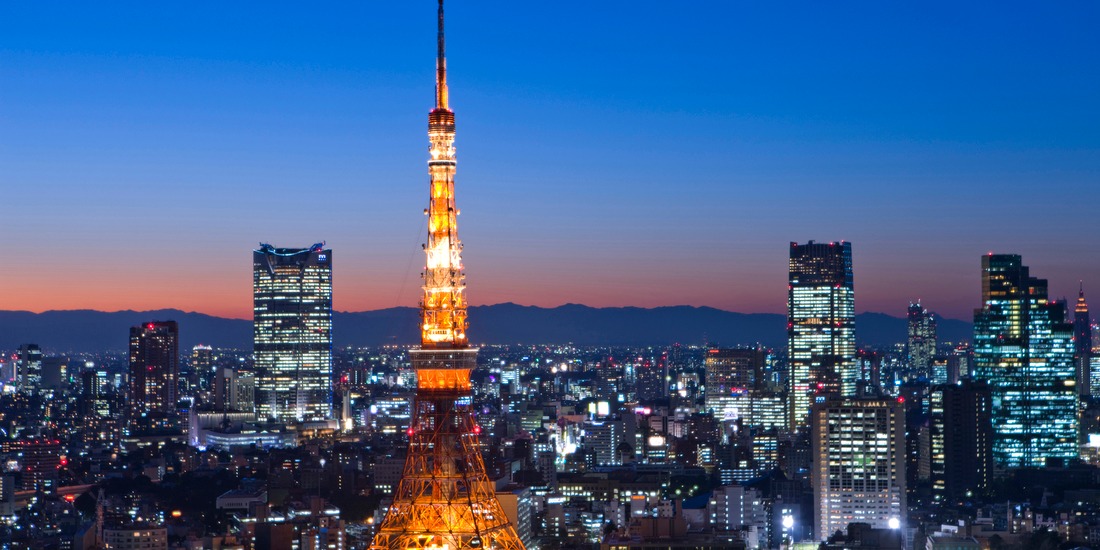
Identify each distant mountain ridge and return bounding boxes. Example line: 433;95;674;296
0;305;972;353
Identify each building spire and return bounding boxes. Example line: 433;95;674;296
422;0;464;348
435;0;449;111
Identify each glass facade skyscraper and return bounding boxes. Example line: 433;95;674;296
973;254;1077;468
16;344;42;395
253;243;333;423
907;301;937;379
788;241;856;429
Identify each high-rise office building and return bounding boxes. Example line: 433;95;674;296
811;398;905;540
1076;285;1092;397
855;349;883;396
907;301;937;378
253;243;333;423
634;352;669;401
16;344;42;395
583;418;625;467
949;343;972;382
214;366;256;413
788;241;856;429
929;380;993;502
14;439;62;491
190;344;213;391
705;348;764;419
80;368;110;418
128;321;180;431
973;254;1077;467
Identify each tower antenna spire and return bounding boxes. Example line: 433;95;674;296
436;0;449;110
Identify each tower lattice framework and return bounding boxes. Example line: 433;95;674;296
370;2;525;549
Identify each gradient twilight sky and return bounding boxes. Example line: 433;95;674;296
2;2;1098;321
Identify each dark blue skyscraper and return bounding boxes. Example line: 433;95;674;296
973;254;1077;467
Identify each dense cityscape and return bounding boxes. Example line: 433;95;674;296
1;241;1097;549
4;2;1099;550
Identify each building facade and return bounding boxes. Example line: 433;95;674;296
1076;286;1092;397
811;398;905;541
907;301;937;379
102;525;168;550
253;243;333;423
704;348;764;422
128;321;179;432
189;344;213;392
16;344;42;395
789;241;856;429
928;380;993;502
973;254;1077;467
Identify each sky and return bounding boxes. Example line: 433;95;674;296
1;2;1098;321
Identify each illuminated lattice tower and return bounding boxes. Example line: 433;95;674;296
370;2;525;549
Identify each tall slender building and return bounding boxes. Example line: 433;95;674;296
190;344;213;391
1076;285;1092;397
16;344;43;395
788;241;856;429
907;301;937;379
973;254;1077;467
128;321;179;432
253;243;333;423
370;3;524;549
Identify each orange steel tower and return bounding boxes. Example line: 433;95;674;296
369;2;525;549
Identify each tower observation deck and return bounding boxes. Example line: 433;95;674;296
369;2;526;549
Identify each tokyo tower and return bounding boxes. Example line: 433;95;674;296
369;1;526;549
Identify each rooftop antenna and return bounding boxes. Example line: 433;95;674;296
435;0;449;110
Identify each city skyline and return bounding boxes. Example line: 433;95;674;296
4;4;1100;549
3;2;1099;321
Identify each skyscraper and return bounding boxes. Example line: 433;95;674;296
370;2;524;548
907;301;937;379
634;351;669;401
973;254;1077;467
215;366;256;413
1076;285;1092;397
128;321;179;432
253;243;333;423
788;241;856;429
16;344;42;395
811;398;905;540
704;347;763;419
929;380;993;502
190;344;213;392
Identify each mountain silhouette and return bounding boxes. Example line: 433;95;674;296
0;305;971;353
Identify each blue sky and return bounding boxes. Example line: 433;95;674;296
2;2;1098;320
